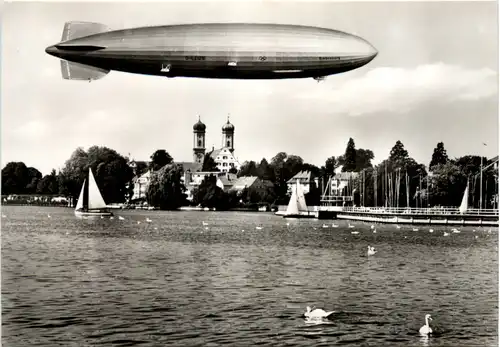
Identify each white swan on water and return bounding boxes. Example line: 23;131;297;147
304;306;335;320
419;314;433;335
367;246;377;256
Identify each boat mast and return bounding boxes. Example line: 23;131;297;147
83;169;89;210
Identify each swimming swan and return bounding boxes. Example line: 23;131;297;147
367;246;377;256
304;306;335;320
419;314;433;335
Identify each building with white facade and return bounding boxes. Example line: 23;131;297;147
286;170;319;195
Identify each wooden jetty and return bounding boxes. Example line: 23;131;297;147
276;205;498;227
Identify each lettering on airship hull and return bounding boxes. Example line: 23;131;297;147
185;56;206;61
319;57;341;61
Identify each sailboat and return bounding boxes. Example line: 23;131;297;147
283;180;315;218
458;179;469;215
74;168;113;218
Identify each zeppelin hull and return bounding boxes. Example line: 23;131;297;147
46;23;378;80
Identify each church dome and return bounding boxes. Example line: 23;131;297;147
193;117;206;132
222;119;234;132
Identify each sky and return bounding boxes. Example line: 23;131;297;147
2;1;498;176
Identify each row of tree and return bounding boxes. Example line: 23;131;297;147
2;139;498;210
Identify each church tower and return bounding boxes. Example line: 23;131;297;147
222;115;235;153
193;115;206;163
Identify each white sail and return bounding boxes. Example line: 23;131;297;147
296;181;308;212
87;168;108;210
459;180;469;214
286;182;300;215
75;179;86;210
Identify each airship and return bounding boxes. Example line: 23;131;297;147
45;22;378;82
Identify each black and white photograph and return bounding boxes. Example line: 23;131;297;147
2;0;498;346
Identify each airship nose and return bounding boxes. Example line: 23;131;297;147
45;45;58;57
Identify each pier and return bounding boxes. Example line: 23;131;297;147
276;205;499;226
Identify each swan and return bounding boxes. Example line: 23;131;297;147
202;221;208;226
412;228;419;232
118;216;125;220
304;306;335;320
396;225;401;229
429;229;434;233
373;229;377;233
110;216;114;220
145;218;152;223
351;231;359;235
419;314;433;335
367;246;377;256
371;225;375;229
452;228;460;233
348;224;355;228
322;224;329;228
332;224;339;228
256;226;263;230
443;232;449;236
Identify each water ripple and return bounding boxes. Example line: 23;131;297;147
1;206;498;347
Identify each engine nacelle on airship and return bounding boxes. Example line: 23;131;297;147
45;22;378;81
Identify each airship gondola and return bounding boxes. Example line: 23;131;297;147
45;22;378;81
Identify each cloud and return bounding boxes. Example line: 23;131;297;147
299;63;497;116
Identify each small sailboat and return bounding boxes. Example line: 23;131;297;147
283;180;315;219
459;179;469;215
74;168;113;218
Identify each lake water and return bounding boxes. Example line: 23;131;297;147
2;205;498;347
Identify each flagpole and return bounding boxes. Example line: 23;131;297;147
480;142;487;210
480;156;483;210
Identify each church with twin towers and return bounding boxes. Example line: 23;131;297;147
192;115;241;173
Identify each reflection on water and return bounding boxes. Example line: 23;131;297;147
2;206;498;347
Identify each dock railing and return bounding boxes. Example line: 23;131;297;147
337;206;499;216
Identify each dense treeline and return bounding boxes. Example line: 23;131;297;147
2;139;498;209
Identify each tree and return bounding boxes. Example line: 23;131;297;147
323;156;337;177
389;140;409;169
429;142;449;170
342;138;357;172
2;162;32;195
191;174;228;209
355;148;375;171
150;149;173;171
428;162;467;207
146;163;187;209
238;161;259;177
25;167;42;194
202;153;218;172
257;158;275;181
36;170;59;195
59;146;133;205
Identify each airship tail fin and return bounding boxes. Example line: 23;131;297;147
60;60;109;81
61;21;110;42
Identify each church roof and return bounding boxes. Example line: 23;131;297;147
222;119;234;131
230;176;258;190
177;162;203;172
193;116;206;132
209;149;222;159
